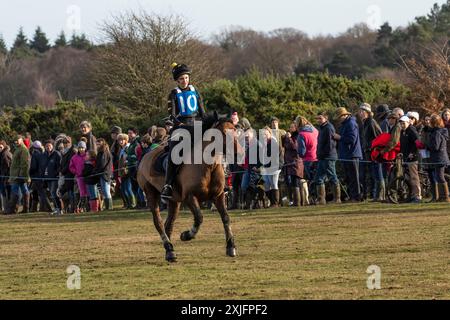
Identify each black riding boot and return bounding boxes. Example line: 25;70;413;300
161;159;178;201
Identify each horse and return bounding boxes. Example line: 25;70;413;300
137;113;241;262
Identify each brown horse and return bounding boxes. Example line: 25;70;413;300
137;113;240;262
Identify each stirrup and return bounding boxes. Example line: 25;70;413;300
161;185;173;200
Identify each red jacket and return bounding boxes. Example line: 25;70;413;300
371;133;400;162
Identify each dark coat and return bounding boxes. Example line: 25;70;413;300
338;116;363;160
29;148;43;179
283;132;304;178
37;150;62;179
361;117;382;158
60;147;76;178
317;121;338;160
83;160;99;185
426;127;450;166
0;147;12;183
400;125;420;162
95;150;113;182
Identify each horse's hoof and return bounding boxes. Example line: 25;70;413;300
180;231;194;242
226;247;237;257
165;251;177;263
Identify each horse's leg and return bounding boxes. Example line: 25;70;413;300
164;201;181;240
180;195;203;242
145;183;177;262
214;192;237;257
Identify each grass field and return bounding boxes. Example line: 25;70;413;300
0;203;449;300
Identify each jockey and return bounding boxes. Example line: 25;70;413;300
160;63;206;201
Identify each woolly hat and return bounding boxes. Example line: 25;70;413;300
77;141;87;149
32;140;42;149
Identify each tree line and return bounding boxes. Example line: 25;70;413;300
0;1;449;124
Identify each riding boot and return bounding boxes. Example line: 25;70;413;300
429;183;438;203
161;159;177;201
332;183;342;204
20;193;30;214
5;193;20;215
316;184;326;205
293;187;301;207
30;197;39;212
438;183;450;203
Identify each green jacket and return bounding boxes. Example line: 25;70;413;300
127;136;141;167
10;144;31;183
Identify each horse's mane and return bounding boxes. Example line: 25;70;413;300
203;112;233;131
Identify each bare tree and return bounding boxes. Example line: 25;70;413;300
92;11;223;116
401;39;450;114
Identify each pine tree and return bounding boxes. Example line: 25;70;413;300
0;34;7;55
12;27;29;50
54;31;67;47
30;26;50;53
70;33;92;50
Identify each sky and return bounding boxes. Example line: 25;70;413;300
0;0;447;47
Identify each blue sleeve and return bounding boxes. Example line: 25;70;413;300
297;134;306;157
340;121;358;146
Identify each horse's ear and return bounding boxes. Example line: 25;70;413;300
213;110;219;121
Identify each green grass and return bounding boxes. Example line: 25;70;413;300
0;203;449;300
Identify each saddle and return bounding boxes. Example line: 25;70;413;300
154;151;169;175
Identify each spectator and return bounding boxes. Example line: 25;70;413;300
382;108;404;155
150;128;167;151
29;141;50;212
283;122;304;207
164;121;173;134
334;107;363;202
110;126;124;208
314;112;340;205
358;103;384;201
23;132;32;149
0;140;12;213
140;134;153;158
58;136;77;213
425;114;450;202
83;150;100;212
296;116;318;181
240;120;260;209
420;115;435;201
399;116;422;203
80;121;97;152
261;126;281;208
270;116;286;170
70;141;88;213
6;135;31;214
39;140;62;215
127;127;145;208
231;112;240;127
375;104;391;133
95;138;113;210
441;107;450;173
117;134;136;209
